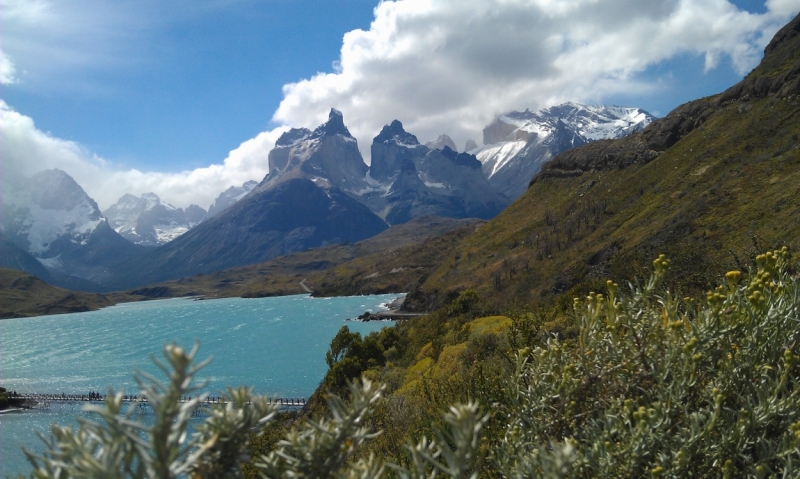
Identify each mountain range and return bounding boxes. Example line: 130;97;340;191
402;13;800;312
0;102;654;292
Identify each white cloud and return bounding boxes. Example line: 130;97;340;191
0;100;282;210
273;0;797;155
1;0;797;212
0;49;18;84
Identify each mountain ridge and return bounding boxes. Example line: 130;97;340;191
402;13;800;312
0;169;148;291
103;193;206;246
474;102;656;199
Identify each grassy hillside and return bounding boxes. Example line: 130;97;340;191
404;18;800;314
0;268;120;319
124;216;481;300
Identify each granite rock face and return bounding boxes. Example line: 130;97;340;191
106;110;392;289
362;121;509;224
262;109;369;194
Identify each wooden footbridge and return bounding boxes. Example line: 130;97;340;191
7;392;307;413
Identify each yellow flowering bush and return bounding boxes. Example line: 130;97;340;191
488;248;800;477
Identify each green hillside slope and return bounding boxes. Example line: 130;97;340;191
405;14;800;313
0;268;117;319
125;216;480;300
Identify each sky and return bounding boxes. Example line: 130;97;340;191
1;0;798;211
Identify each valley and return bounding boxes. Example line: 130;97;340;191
3;7;800;478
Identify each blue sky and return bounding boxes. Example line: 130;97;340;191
2;0;378;171
2;0;797;209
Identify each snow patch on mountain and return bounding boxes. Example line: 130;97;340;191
154;225;191;244
474;141;527;178
103;193;206;246
36;255;64;269
475;102;656;199
0;169;105;256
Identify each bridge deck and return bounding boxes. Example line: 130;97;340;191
9;393;306;408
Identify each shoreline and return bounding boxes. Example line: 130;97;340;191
346;294;425;322
3;290;415;321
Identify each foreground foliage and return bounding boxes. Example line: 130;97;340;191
23;249;800;478
23;345;486;479
487;248;800;477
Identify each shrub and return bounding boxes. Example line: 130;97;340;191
486;248;800;477
23;344;486;479
23;249;800;478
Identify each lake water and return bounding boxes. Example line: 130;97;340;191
0;293;400;477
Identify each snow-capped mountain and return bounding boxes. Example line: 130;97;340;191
103;193;207;246
263;112;508;225
0;169;145;289
425;134;457;151
1;169;104;256
362;120;509;224
261;108;369;193
106;111;389;289
473;102;656;199
206;180;258;218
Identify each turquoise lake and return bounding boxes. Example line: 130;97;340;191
0;293;400;477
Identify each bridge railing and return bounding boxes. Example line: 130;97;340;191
10;393;307;408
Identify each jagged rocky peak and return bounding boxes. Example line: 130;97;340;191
425;134;457;151
103;192;207;246
0;169;145;288
109;193;139;211
275;128;312;147
361;121;509;225
206;180;258;218
438;146;482;170
464;139;478;152
483;102;655;145
267;109;355;174
374;120;420;147
370;120;425;182
261;108;368;194
309;108;354;140
185;204;207;224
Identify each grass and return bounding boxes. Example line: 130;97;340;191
120;216;480;301
0;268;131;319
414;92;800;314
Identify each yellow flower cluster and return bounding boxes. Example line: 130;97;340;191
706;287;727;310
653;254;671;276
791;420;800;441
748;270;777;308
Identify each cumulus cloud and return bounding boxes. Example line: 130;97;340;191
1;0;797;210
0;49;17;84
0;100;284;210
273;0;797;155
